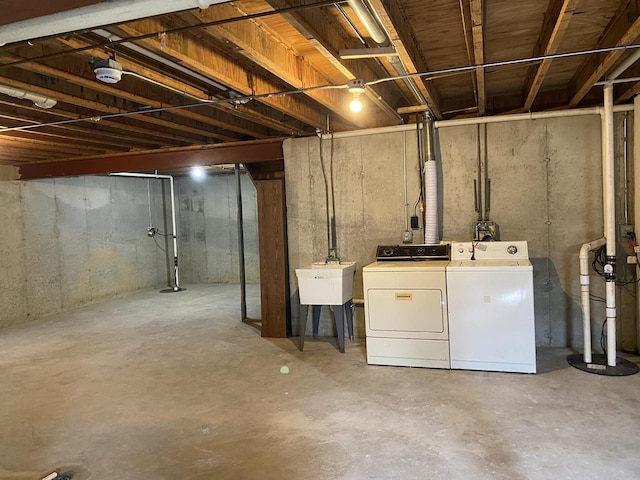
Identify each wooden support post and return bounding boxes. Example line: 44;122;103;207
246;161;290;338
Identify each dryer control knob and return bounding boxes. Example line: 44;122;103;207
507;245;518;255
458;247;464;254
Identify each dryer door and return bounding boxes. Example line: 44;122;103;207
366;288;447;339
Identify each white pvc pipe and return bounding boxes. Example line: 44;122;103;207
435;104;633;128
580;238;606;364
110;172;181;290
0;84;57;108
603;84;617;367
0;0;227;47
608;48;640;81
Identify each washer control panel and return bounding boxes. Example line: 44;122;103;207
450;241;529;261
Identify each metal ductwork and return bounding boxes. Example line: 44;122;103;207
347;0;389;46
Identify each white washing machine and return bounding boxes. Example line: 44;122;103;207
446;241;536;373
363;244;450;368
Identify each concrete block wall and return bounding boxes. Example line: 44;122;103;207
175;172;259;284
0;176;170;329
285;115;613;348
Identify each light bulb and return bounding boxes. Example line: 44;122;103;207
349;97;363;113
190;166;205;179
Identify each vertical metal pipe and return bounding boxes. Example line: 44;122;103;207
603;83;617;367
235;163;247;320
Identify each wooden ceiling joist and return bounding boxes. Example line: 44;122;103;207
185;4;383;128
262;0;402;124
111;19;347;131
523;0;579;111
366;0;443;119
568;0;640;107
1;52;252;142
58;36;305;136
470;0;485;116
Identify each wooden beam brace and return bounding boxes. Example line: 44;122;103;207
569;0;640;107
523;0;579;111
17;139;284;179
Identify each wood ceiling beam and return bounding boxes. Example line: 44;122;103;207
470;0;485;116
366;0;443;119
184;5;386;128
59;36;305;136
261;0;402;124
111;19;347;131
0;109;163;148
0;135;104;155
18;138;284;180
0;72;223;143
617;80;640;102
1;51;248;142
0;99;199;146
523;0;579;111
459;0;478;108
0;113;164;151
568;0;640;107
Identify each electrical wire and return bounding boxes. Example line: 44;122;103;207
601;318;608;356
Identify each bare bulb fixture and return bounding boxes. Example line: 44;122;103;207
347;79;366;113
190;166;205;180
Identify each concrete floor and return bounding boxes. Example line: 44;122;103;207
1;285;640;480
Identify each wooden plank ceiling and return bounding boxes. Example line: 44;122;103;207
0;0;636;177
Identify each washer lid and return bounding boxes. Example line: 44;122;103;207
447;259;532;271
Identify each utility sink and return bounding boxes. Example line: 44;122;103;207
295;262;356;305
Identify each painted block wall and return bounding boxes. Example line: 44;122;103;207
0;176;170;328
285;115;612;348
175;172;259;284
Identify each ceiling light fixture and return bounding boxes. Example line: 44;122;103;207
347;79;366;113
93;56;123;84
190;166;205;180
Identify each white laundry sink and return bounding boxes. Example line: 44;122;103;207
295;262;356;305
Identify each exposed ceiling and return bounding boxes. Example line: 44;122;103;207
0;0;638;178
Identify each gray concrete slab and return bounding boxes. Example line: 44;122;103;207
1;285;639;480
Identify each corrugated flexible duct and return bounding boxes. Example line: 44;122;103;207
423;115;439;244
